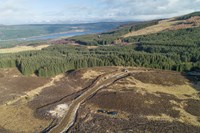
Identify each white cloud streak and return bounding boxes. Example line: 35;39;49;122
0;0;200;25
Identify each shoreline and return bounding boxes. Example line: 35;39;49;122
0;29;85;42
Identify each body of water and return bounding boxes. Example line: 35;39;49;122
18;30;103;41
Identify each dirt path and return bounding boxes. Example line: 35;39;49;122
48;71;130;133
4;74;64;106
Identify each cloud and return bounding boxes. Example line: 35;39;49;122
0;0;200;24
0;0;33;24
98;0;200;20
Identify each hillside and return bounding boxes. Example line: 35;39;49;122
0;12;200;133
68;11;200;46
0;67;199;133
0;12;200;76
124;26;200;46
176;12;200;20
123;15;200;38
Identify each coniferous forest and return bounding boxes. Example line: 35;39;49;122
0;42;200;77
1;14;200;77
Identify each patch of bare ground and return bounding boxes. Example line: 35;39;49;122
80;66;119;79
81;70;103;79
86;46;98;49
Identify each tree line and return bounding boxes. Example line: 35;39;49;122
0;43;199;77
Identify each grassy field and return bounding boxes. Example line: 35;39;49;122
0;45;49;54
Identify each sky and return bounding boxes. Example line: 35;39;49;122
0;0;200;25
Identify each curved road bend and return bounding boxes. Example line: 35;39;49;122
49;71;130;133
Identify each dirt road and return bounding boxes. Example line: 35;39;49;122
49;71;130;133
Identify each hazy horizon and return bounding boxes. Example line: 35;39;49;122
0;0;200;25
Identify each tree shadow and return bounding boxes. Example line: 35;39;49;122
182;71;200;91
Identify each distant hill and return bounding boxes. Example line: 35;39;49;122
68;11;200;46
0;22;126;48
0;22;124;40
176;11;200;20
123;12;200;38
